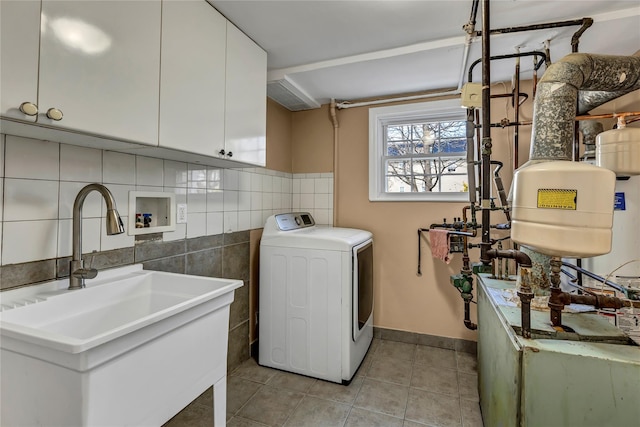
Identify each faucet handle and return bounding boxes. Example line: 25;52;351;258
86;250;97;270
78;268;98;280
84;251;98;279
72;251;98;280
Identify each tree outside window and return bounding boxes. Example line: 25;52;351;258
384;120;467;194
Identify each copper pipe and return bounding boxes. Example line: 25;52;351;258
575;111;640;121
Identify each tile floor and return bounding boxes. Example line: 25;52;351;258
164;338;484;427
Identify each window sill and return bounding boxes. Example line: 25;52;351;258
369;192;470;202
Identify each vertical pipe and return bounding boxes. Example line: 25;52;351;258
514;52;521;170
330;99;339;225
466;109;477;204
480;0;492;263
532;54;539;97
548;257;564;326
475;109;481;162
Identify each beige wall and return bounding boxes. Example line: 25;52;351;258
291;104;334;173
290;82;536;341
266;98;293;173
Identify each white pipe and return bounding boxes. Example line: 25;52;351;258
336;20;474;110
457;34;475;91
336;89;460;110
330;99;339;225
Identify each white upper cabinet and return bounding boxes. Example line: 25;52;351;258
0;0;41;122
1;0;161;146
0;1;267;166
37;1;161;145
224;23;267;167
159;0;226;157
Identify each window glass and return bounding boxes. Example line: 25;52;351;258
369;98;470;202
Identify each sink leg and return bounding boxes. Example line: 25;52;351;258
213;375;227;426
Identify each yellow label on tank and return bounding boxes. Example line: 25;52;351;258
537;189;577;210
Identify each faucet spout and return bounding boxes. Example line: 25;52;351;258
69;184;125;290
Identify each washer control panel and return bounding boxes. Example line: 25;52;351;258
275;212;316;231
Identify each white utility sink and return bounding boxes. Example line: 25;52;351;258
0;264;242;427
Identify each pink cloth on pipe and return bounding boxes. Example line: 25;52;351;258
429;229;451;264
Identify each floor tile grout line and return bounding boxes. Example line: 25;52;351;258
228;380;264;420
229;414;271;427
280;389;308;427
221;338;481;427
340;404;353;427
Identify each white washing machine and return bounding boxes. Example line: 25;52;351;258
259;212;373;384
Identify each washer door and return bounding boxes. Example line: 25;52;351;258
353;239;373;341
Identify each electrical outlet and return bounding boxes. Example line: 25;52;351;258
177;204;187;223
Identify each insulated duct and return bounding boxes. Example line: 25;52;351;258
577;89;637;115
528;53;640;163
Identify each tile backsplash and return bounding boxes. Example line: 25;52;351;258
0;134;333;272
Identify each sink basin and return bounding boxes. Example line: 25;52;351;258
0;264;242;426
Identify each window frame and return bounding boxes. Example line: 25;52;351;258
368;98;470;202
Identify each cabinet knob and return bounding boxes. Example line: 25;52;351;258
219;149;225;156
19;102;38;116
227;151;233;158
46;108;64;121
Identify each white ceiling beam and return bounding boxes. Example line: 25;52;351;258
267;35;467;82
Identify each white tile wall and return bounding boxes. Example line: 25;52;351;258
291;173;334;226
4;178;59;221
0;134;334;266
3;220;58;264
103;152;135;184
60;145;102;182
5;135;59;180
163;160;188;188
136;156;164;187
207;212;224;235
187;212;207;238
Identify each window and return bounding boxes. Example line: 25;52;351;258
369;98;470;202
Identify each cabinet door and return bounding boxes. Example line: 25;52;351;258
159;0;226;156
224;23;267;166
37;0;161;145
0;0;41;121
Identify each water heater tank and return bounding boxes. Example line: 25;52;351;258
596;127;640;176
511;161;616;258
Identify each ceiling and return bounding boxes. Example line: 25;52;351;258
209;0;640;110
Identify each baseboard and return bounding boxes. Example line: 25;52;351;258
373;327;477;354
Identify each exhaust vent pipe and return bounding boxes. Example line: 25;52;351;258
267;76;321;111
528;53;640;163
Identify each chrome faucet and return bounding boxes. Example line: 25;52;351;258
69;184;125;290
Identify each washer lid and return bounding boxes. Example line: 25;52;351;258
261;214;372;251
